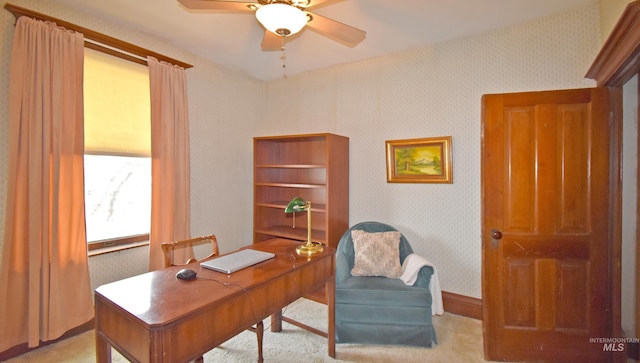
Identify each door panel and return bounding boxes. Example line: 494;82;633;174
482;88;614;362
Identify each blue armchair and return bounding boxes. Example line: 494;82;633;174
335;221;437;347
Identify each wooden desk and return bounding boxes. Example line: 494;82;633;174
94;238;335;363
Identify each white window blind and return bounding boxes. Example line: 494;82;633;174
84;47;151;156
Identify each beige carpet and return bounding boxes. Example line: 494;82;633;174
5;298;491;363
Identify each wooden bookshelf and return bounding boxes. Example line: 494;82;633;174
253;133;349;250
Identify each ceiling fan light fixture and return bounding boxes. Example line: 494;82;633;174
256;3;307;37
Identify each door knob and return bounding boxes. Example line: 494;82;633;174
490;229;502;248
491;229;503;240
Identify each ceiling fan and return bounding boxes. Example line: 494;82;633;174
177;0;366;51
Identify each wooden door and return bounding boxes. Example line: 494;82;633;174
482;88;615;361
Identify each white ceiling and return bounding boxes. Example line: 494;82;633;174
51;0;594;81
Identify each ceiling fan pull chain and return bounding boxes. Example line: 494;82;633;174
280;35;288;78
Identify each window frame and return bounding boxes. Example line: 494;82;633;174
83;152;151;252
87;233;149;254
83;49;151;253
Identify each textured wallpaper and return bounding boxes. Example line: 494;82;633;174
0;0;600;298
264;3;600;298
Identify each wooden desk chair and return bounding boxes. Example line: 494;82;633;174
160;235;264;363
161;234;220;268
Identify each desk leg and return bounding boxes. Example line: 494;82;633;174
327;277;335;358
271;309;282;332
95;331;111;363
256;321;264;363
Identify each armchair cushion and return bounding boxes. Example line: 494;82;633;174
335;222;413;285
337;276;432;307
350;230;403;278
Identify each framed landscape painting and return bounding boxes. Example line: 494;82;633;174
386;136;453;183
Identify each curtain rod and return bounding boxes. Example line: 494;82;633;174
4;3;193;69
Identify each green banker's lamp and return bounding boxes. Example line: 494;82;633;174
285;197;323;256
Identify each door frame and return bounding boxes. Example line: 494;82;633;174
586;0;640;355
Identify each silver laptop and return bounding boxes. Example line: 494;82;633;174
200;249;275;274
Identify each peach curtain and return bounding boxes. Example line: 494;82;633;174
0;17;93;351
148;56;192;271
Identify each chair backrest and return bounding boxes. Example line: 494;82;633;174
335;222;414;283
161;234;219;267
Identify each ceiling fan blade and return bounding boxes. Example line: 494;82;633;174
261;30;283;51
305;11;366;47
303;0;345;10
178;0;256;12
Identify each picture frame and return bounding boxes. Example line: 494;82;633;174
386;136;453;183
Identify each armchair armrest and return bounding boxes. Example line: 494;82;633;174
411;265;434;289
337;251;434;288
335;250;351;285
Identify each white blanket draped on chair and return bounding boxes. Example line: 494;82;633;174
400;254;444;315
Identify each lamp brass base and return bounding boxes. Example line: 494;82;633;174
296;241;323;256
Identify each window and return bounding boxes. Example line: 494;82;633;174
83;48;151;250
84;155;150;242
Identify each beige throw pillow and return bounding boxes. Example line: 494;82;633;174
350;230;403;278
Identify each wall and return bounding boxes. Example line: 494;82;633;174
263;3;601;298
0;0;267;291
0;1;605;299
599;0;634;41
